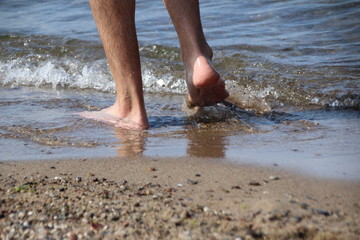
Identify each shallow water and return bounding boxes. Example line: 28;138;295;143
1;87;359;180
0;0;359;179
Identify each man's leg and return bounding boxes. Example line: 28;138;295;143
163;0;229;107
78;0;149;130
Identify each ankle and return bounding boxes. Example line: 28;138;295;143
181;44;213;66
111;98;146;119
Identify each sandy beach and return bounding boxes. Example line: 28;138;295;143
1;156;359;239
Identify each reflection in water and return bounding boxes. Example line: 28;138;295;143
113;125;228;158
186;129;227;158
112;104;254;158
114;128;147;157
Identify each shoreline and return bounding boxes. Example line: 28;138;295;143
1;156;359;239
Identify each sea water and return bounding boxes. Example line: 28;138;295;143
0;0;359;179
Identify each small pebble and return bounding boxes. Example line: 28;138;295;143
306;195;316;201
186;179;198;185
269;176;280;180
75;177;82;182
312;208;330;216
91;222;104;231
293;216;303;223
300;202;309;209
248;181;260;186
147;167;156;172
18;211;26;219
120;180;128;185
69;233;78;240
22;221;30;228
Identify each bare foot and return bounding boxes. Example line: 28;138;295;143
185;56;229;107
76;104;149;130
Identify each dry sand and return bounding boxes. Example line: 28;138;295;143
1;156;359;239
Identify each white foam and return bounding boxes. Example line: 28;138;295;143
0;58;113;91
0;58;186;94
142;68;186;94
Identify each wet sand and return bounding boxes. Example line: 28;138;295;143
1;156;359;239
